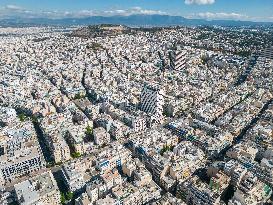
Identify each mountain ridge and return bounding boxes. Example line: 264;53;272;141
0;14;272;27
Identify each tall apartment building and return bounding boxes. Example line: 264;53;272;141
131;115;147;132
140;84;164;124
177;171;230;205
14;171;60;205
0;122;46;187
43;129;71;164
0;107;18;127
39;113;71;163
169;50;187;70
260;47;273;60
62;160;86;193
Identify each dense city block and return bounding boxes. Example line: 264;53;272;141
0;25;273;205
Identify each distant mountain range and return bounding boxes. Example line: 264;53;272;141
0;14;272;27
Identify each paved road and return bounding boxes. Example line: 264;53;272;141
235;55;258;86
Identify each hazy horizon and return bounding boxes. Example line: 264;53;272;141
0;0;272;22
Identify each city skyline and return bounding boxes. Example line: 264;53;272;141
1;1;273;203
0;0;272;22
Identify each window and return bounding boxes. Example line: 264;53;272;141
0;146;4;156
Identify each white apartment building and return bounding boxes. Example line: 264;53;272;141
169;50;187;70
62;160;86;193
14;171;60;205
140;84;165;124
93;127;111;146
0;122;46;187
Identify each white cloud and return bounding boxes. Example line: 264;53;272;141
185;0;215;5
0;5;166;19
187;12;273;22
5;5;23;11
104;7;166;16
66;7;166;18
0;5;32;18
193;12;248;20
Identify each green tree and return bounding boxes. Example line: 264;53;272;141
31;116;39;123
46;161;55;168
160;145;173;156
55;162;63;166
200;55;210;65
74;93;85;100
86;125;93;135
71;152;81;159
18;113;27;122
66;192;74;201
60;192;66;204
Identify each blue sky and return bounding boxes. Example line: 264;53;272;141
0;0;272;22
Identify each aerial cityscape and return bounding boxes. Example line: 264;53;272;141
0;1;273;205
